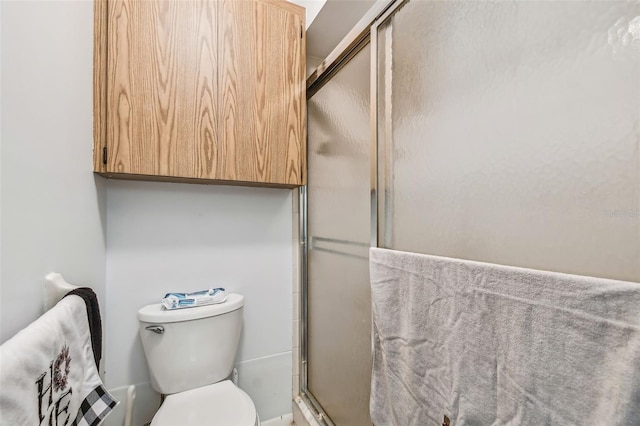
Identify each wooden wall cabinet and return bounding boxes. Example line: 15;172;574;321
94;0;306;188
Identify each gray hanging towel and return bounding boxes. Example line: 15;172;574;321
369;247;640;426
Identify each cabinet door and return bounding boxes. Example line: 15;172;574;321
219;0;305;185
106;0;218;179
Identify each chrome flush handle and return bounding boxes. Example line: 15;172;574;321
145;325;164;334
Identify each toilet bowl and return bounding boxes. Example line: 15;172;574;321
138;294;258;425
151;381;258;426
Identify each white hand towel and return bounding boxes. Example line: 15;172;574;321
370;247;640;426
0;294;117;426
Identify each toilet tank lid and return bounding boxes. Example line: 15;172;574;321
138;293;244;323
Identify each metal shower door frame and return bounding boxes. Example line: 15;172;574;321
299;0;407;423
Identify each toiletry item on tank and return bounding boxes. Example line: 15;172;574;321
162;288;226;310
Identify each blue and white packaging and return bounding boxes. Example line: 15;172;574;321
161;288;226;310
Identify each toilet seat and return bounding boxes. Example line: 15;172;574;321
151;380;258;426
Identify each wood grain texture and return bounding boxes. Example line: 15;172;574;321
219;0;305;185
98;0;306;186
106;0;218;178
300;14;307;184
95;170;300;189
93;0;108;173
259;0;304;17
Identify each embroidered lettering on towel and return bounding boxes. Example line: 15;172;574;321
35;345;73;426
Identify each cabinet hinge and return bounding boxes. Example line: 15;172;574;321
102;147;108;165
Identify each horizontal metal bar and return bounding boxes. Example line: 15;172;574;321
310;236;370;248
310;235;370;259
311;246;369;261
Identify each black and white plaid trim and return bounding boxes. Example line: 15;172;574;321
72;385;117;426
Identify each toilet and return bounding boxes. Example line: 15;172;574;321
138;294;259;425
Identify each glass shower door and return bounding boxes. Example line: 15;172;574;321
302;0;640;423
377;0;640;282
305;46;372;425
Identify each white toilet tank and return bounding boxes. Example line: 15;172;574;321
138;294;244;395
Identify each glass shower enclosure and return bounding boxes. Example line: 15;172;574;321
302;0;640;423
304;40;373;426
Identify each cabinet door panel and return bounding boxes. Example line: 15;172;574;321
107;0;218;178
219;0;304;185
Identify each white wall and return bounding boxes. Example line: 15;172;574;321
0;1;107;343
105;180;293;424
288;0;326;28
1;3;295;425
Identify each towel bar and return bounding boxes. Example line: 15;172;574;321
44;272;79;311
309;235;370;260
